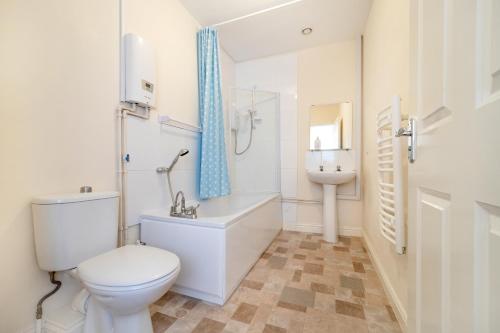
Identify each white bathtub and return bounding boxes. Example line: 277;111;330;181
140;193;282;305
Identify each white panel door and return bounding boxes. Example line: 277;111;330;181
408;0;500;333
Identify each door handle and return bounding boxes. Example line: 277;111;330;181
395;118;416;163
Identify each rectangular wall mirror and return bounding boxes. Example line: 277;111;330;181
309;102;353;151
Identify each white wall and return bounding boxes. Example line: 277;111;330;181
123;0;200;125
124;119;200;232
235;53;297;197
296;41;362;235
124;49;233;235
122;0;200;239
0;0;201;331
220;48;236;135
297;41;363;235
0;1;119;331
219;49;237;191
235;53;298;222
235;41;363;235
231;91;281;194
362;0;410;327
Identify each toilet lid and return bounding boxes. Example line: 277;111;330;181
78;245;179;287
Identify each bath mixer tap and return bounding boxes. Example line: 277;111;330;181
170;191;198;219
172;191;185;213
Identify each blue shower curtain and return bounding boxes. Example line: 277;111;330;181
197;27;231;199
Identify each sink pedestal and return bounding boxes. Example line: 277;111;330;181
322;184;338;243
306;169;355;244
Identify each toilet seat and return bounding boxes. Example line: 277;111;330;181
78;245;180;289
83;267;180;293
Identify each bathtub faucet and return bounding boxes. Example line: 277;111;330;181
170;191;199;219
172;191;185;213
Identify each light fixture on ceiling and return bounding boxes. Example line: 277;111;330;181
301;27;313;35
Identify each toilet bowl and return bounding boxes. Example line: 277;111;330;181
78;245;180;333
32;191;181;333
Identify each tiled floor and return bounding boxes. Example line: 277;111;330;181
150;231;401;333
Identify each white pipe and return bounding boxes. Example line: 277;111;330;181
117;109;126;246
117;0;125;246
35;319;42;333
119;0;125;101
117;106;150;246
281;197;321;204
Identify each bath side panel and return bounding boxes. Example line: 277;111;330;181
224;197;282;300
140;219;225;303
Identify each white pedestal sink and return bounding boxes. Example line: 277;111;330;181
307;169;356;243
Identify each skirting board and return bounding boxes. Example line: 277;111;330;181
283;223;362;237
362;228;408;330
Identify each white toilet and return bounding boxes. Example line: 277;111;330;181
32;191;180;333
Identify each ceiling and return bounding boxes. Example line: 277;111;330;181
180;0;373;62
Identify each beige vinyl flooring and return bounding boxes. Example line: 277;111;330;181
149;231;401;333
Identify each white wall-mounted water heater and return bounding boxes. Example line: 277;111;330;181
123;33;156;108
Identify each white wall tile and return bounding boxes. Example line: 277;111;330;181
125;115;200;226
126;171;170;226
296;203;323;226
305;151;322;170
280;92;298;112
281;169;297;198
282;202;297;224
280;109;298;142
280;140;297;170
233;53;297;196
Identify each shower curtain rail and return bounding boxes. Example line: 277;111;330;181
158;115;202;133
211;0;304;27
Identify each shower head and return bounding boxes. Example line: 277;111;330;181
167;149;189;172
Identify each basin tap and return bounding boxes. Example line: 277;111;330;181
336;165;342;172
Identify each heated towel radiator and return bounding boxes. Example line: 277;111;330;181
376;96;405;254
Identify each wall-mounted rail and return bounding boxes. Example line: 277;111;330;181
158;115;202;133
376;95;406;254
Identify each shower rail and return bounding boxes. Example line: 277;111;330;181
158;115;202;133
376;95;406;254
